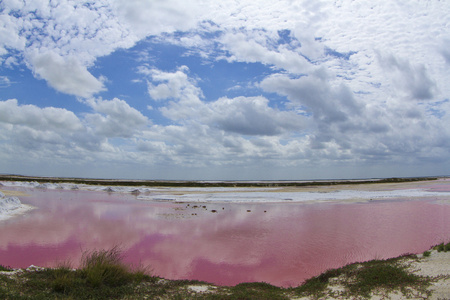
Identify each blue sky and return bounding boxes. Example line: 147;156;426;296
1;0;450;180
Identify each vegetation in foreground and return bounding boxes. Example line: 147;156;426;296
1;246;447;299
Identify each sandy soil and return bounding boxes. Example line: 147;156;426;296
408;251;450;300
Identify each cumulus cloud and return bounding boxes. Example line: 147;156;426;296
0;99;83;131
29;51;106;98
0;98;98;163
219;30;312;74
143;66;204;121
0;13;26;56
144;67;304;136
144;66;203;102
0;97;150;170
205;96;304;136
114;0;204;37
260;73;363;124
85;98;149;138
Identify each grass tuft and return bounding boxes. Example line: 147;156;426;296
434;242;450;252
0;265;12;272
80;246;135;288
230;282;288;300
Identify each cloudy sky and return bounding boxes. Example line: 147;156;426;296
1;0;449;180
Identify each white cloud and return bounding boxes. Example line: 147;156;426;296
0;98;148;170
260;73;363;124
29;51;105;98
0;76;11;87
145;67;305;136
143;66;205;121
114;0;204;38
85;97;149;138
204;96;305;136
145;66;202;102
219;30;312;74
0;13;27;55
0;99;83;131
0;98;101;163
377;53;436;101
1;1;135;96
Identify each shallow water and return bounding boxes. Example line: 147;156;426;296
0;183;449;287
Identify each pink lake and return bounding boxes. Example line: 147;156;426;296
1;182;450;287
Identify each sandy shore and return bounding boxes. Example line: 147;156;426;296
186;250;450;299
162;250;450;299
409;251;450;300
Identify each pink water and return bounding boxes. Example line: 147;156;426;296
1;186;449;287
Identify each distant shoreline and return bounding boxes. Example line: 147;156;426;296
0;174;443;188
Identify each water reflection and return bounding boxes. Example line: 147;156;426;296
0;187;449;287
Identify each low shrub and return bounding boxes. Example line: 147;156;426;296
347;263;421;297
231;282;288;300
51;268;79;294
80;246;133;288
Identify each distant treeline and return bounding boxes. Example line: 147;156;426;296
0;174;439;188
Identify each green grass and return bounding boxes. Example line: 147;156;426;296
291;254;432;299
434;241;450;252
345;258;428;298
0;265;12;272
292;267;347;298
226;282;288;300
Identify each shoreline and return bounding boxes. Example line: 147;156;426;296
0;174;443;188
1;245;449;299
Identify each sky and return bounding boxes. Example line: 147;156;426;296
0;0;450;180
